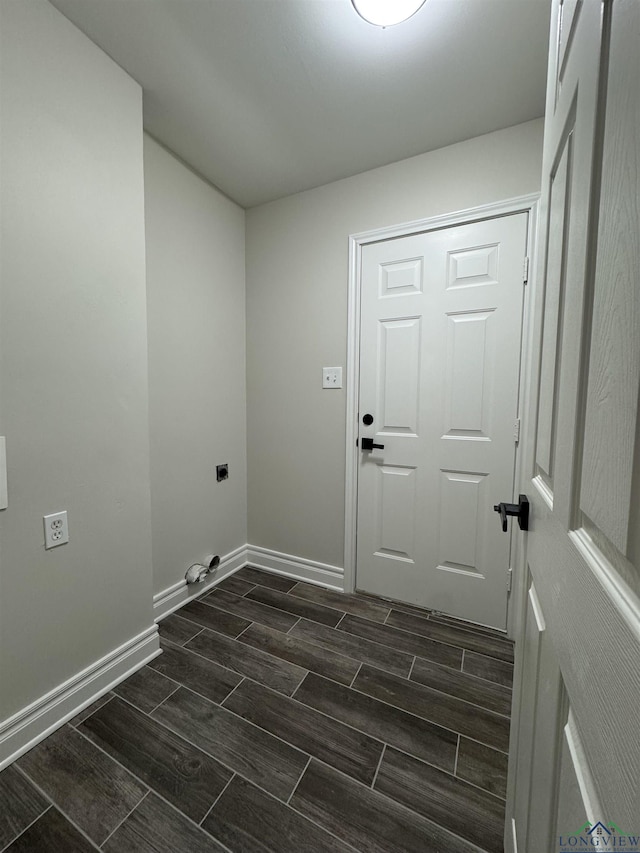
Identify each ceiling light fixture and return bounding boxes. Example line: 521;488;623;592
351;0;427;28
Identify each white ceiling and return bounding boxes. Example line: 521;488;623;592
49;0;551;208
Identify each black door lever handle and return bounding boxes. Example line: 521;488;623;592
361;437;385;451
493;495;529;532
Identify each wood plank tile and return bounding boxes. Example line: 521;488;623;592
148;640;241;704
17;725;147;845
354;664;510;752
235;566;297;592
214;575;256;597
103;792;225;853
246;585;343;627
290;618;413;677
338;613;463;669
79;697;232;823
113;666;178;714
203;589;298;632
294;673;457;772
223;678;383;786
4;807;97;852
186;629;306;696
203;775;350;853
429;612;511;640
0;766;49;850
463;650;514;687
411;657;513;716
152;687;308;801
386;608;515;663
355;589;433;620
178;600;250;638
457;737;509;800
375;746;505;853
157;613;204;646
289;582;390;623
291;759;482;853
237;622;359;686
68;694;114;727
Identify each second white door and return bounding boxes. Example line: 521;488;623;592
356;212;529;630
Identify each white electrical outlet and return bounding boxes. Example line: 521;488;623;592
322;367;343;389
44;511;69;549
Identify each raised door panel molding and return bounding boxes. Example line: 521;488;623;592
378;318;421;435
446;244;499;290
579;0;640;561
374;466;417;564
379;258;423;298
556;0;583;99
535;132;572;488
554;710;602;845
444;311;494;439
512;579;545;847
437;471;487;577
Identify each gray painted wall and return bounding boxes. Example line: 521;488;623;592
144;136;247;598
245;118;544;570
0;0;154;720
0;0;544;746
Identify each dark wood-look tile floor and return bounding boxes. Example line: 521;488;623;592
0;569;514;853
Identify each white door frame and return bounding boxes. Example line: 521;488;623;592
343;194;539;638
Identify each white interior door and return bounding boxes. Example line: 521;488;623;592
506;0;640;848
356;213;529;630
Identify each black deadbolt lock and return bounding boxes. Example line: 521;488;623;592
362;414;374;426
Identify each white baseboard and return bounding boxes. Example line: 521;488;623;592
246;545;344;590
153;544;345;624
0;543;344;771
153;544;248;621
0;624;160;771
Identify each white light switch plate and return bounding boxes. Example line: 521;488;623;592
322;367;343;389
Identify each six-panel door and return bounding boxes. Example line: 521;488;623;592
357;213;528;630
506;0;640;847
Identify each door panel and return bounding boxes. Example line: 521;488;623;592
357;214;528;629
375;465;417;562
437;470;487;576
535;133;572;487
447;243;499;289
578;4;640;558
512;575;567;853
554;712;596;836
512;580;544;847
380;257;423;295
507;0;640;846
557;0;582;91
444;310;495;438
378;317;421;433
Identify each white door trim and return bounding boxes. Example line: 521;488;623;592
344;194;539;637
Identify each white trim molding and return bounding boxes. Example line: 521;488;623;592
246;545;344;590
0;624;160;771
344;194;540;609
153;543;346;623
153;544;248;621
0;539;347;771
